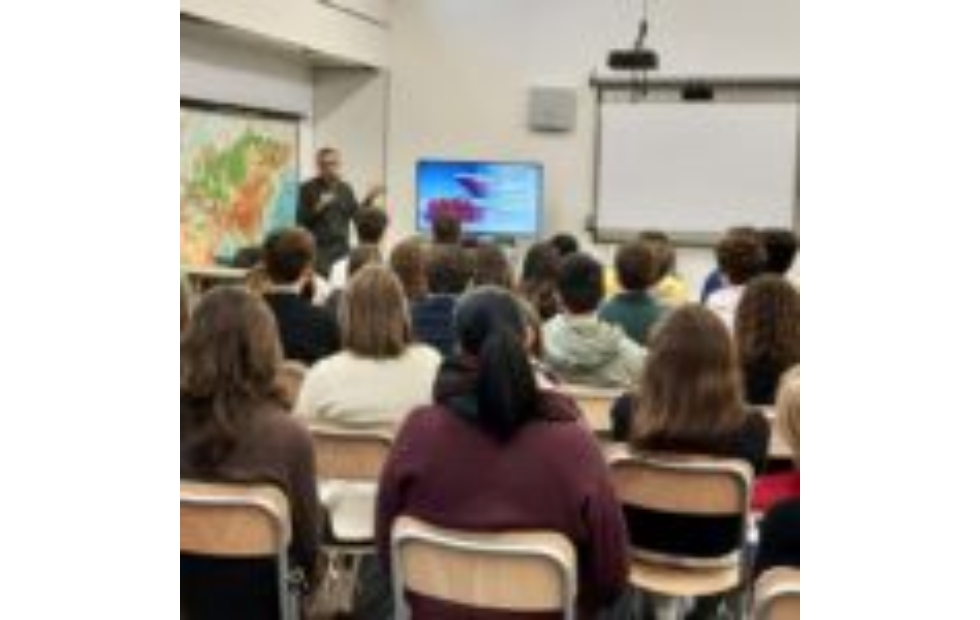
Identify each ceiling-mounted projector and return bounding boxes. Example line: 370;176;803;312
608;0;659;72
608;49;659;71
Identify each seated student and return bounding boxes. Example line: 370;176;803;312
376;288;629;618
330;206;389;291
640;230;690;308
431;210;463;246
735;276;800;405
611;305;770;471
261;228;341;366
411;244;472;357
761;228;799;277
323;244;384;322
181;287;320;619
705;227;768;331
472;242;515;290
549;232;580;258
543;253;645;388
296;266;441;429
600;240;668;345
389;236;428;304
518;241;563;323
755;498;800;577
753;367;800;512
610;305;770;567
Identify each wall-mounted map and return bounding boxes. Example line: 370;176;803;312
181;106;299;266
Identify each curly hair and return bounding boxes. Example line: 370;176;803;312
735;276;800;401
716;227;767;286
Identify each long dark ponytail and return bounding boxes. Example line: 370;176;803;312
455;288;540;441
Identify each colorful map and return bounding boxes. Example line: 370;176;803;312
181;107;299;266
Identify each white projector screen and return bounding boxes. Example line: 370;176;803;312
596;102;799;241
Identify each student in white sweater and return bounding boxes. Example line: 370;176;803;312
296;265;441;429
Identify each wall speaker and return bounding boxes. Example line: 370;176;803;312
528;87;577;134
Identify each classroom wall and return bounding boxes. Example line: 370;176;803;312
314;69;390;205
180;24;318;177
180;0;391;68
385;0;800;288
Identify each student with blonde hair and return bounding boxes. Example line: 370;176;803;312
753;366;800;511
755;367;800;577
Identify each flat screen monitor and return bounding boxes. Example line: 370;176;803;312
416;160;543;238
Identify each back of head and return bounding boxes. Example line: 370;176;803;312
735;275;800;369
341;265;411;359
776;366;800;466
616;241;666;292
181;287;284;470
473;243;514;290
549;233;580;258
761;228;799;276
632;305;745;448
355;207;389;245
715;227;767;287
347;244;383;279
453;287;540;441
639;230;678;275
432;211;463;245
426;244;473;295
263;228;316;286
520;242;562;284
390;237;429;302
558;253;605;314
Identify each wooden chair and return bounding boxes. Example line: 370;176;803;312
180;480;298;620
391;516;578;619
754;568;800;620
559;384;622;436
607;448;754;617
309;425;394;612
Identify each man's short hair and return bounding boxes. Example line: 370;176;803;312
263;228;315;285
558;253;605;314
550;234;580;258
616;241;664;292
355;207;389;244
716;228;767;286
432;212;463;245
761;228;799;275
426;244;473;295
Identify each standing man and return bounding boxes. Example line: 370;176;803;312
298;147;383;277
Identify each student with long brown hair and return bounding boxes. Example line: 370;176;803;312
609;306;769;572
735;275;800;405
296;265;441;429
181;287;320;619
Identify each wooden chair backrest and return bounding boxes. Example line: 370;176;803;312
180;481;291;558
392;516;577;617
754;568;800;620
309;425;394;482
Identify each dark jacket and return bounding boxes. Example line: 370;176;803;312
755;498;800;577
181;401;321;619
411;295;457;358
376;361;629;618
298;177;361;276
264;292;340;366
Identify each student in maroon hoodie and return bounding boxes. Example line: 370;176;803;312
376;287;629;619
